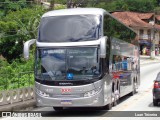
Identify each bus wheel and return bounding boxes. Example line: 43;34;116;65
102;96;112;110
112;82;120;106
153;99;158;106
112;92;117;106
112;90;120;106
53;107;63;111
103;102;112;110
113;90;120;106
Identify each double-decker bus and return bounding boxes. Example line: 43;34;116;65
24;8;140;111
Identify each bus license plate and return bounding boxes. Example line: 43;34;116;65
61;100;72;105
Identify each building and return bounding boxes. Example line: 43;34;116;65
112;11;160;55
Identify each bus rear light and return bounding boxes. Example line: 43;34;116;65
154;81;160;88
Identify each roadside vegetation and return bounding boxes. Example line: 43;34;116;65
0;0;160;90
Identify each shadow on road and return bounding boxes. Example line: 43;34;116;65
34;94;135;117
40;107;108;117
148;102;160;108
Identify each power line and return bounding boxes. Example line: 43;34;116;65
0;30;38;33
0;1;34;4
0;30;37;38
0;34;19;38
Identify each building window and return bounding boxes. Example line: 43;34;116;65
147;29;151;40
139;29;143;36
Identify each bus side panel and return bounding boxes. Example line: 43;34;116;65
35;80;110;107
110;38;140;97
103;73;112;106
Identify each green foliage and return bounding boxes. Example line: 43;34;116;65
154;7;160;14
0;3;66;91
0;53;34;90
125;0;155;12
0;6;45;62
0;0;28;15
5;0;27;10
93;0;157;12
114;0;129;11
55;0;66;4
55;4;66;9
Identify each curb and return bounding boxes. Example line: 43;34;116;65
0;99;36;111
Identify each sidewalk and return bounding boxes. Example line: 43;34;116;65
140;55;160;65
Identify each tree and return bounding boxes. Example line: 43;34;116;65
114;0;129;11
0;0;27;15
90;0;156;12
125;0;155;12
0;6;45;62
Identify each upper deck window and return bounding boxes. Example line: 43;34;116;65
38;15;101;42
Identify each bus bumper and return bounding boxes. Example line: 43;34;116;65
35;88;105;107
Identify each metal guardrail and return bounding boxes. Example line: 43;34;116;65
0;71;35;106
0;87;35;106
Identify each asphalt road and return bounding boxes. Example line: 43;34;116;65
1;62;160;120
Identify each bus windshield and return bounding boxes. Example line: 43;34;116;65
38;15;101;42
35;47;100;81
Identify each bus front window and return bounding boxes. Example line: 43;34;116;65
35;48;100;81
38;15;101;42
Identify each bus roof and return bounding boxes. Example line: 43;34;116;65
42;8;107;18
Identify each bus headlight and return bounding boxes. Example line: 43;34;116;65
84;88;100;97
36;89;49;97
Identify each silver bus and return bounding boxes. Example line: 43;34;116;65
24;8;140;111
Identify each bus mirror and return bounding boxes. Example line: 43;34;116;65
23;39;36;60
100;37;107;58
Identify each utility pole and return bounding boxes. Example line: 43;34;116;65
149;14;156;59
151;25;156;59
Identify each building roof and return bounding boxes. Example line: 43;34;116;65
138;13;154;19
112;11;153;28
112;11;160;31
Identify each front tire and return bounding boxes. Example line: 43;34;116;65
102;102;112;110
112;82;120;106
106;102;112;110
153;99;158;106
113;90;120;106
103;94;113;110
